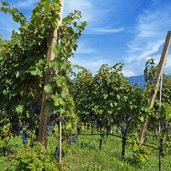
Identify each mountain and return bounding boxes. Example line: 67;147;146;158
128;75;145;88
128;73;171;88
166;74;171;80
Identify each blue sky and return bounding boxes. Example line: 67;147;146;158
1;0;171;76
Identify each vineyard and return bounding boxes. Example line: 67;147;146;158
0;0;171;171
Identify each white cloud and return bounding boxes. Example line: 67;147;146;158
0;13;20;39
96;27;124;33
127;39;164;62
150;54;171;69
122;69;136;77
88;27;125;34
64;0;123;35
75;41;98;55
11;0;39;9
136;11;170;39
126;3;171;65
0;0;39;38
142;54;171;74
166;55;171;69
64;0;93;22
146;54;160;63
70;57;110;74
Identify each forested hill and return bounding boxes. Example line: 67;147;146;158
128;75;145;88
166;74;171;80
128;74;171;88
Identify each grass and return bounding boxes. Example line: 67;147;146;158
61;135;171;171
62;135;137;171
0;133;171;171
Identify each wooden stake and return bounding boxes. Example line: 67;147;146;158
59;119;62;164
99;138;103;149
159;138;164;171
38;0;64;147
158;76;163;171
139;31;171;145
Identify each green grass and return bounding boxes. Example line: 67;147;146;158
61;135;171;171
0;134;171;171
62;136;137;171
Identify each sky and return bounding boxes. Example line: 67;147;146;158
1;0;171;76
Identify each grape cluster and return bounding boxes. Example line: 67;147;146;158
18;121;28;147
47;122;54;135
46;113;60;135
72;133;78;143
55;146;65;158
77;124;81;135
66;133;78;144
19;129;28;148
32;101;40;115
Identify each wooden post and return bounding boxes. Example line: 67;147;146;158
159;138;164;171
158;76;163;171
59;119;62;164
139;31;171;145
38;0;64;147
99;138;103;149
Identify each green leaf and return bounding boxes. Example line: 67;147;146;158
110;102;113;107
53;97;59;107
16;105;23;113
117;94;120;100
61;88;69;98
66;122;72;130
139;116;144;123
58;98;64;106
16;71;20;78
44;84;52;93
1;2;9;6
30;70;37;76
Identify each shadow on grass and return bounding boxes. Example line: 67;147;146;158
79;141;97;150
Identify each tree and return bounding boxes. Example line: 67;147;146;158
0;1;87;148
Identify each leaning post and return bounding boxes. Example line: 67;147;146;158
139;31;171;145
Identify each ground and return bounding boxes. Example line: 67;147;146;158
0;133;171;171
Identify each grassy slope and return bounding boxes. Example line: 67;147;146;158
62;135;137;171
61;135;171;171
0;134;171;171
